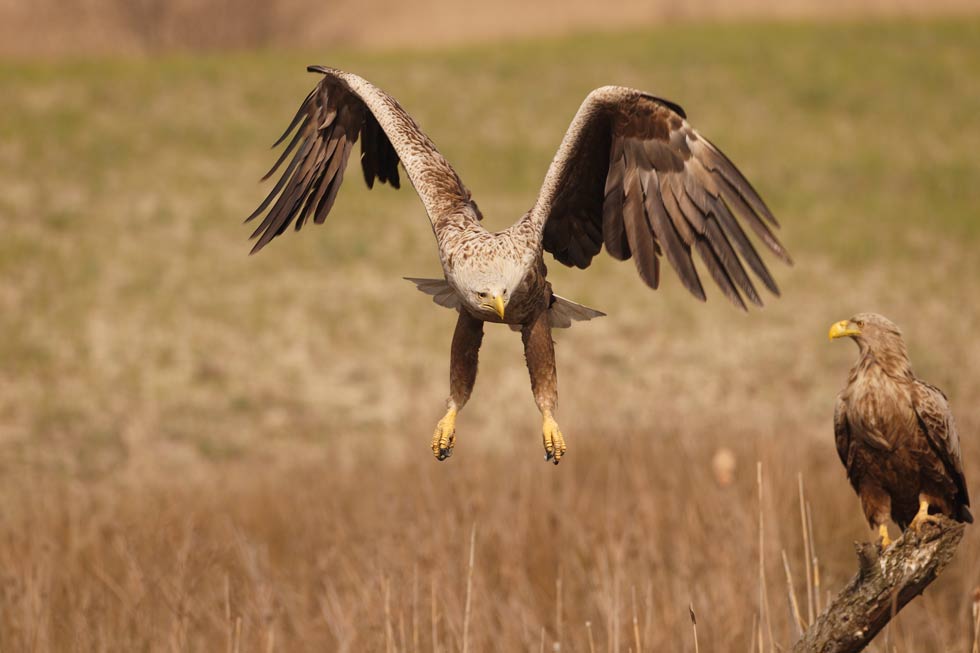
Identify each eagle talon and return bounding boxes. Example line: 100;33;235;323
909;500;941;533
542;413;566;465
876;524;892;549
432;408;457;461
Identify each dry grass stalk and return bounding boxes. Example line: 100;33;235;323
412;566;419;653
689;604;700;653
586;621;596;653
757;462;776;653
806;501;821;616
798;474;814;627
557;574;564;650
971;587;980;653
431;579;439;653
632;585;642;653
384;576;394;653
462;524;476;653
781;550;805;636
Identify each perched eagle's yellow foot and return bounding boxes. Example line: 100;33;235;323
432;408;457;461
877;523;892;549
542;413;566;465
909;499;941;532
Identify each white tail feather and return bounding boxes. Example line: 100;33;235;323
405;277;605;328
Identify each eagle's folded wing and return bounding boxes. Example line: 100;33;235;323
912;381;972;517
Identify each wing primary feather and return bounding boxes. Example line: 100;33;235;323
251;137;325;249
669;178;759;306
246;134;316;227
252;127;330;241
247;128;316;223
716;176;792;264
273;130;329;225
292;126;339;230
704;218;761;306
314;136;353;225
360;116;379;189
708;192;780;295
699;136;779;228
644;171;704;300
296;135;342;231
602;139;630;261
623;140;659;288
261;114;311;182
271;89;315;147
693;240;747;311
658;174;696;245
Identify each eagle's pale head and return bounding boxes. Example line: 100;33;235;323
452;256;527;320
829;312;911;372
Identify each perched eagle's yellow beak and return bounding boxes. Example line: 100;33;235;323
492;294;506;319
829;319;861;341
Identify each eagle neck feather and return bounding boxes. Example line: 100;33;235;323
854;344;914;384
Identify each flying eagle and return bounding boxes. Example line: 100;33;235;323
246;66;791;463
830;313;972;545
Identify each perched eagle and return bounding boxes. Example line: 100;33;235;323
246;67;791;463
830;313;972;545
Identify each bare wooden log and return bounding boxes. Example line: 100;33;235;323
792;516;966;653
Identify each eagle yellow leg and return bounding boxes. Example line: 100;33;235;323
877;523;892;548
909;498;941;532
432;407;457;461
542;411;566;465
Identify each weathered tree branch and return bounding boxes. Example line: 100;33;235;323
792;517;966;653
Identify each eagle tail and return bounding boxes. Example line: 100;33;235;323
548;294;606;329
958;503;974;524
405;278;605;329
404;277;462;310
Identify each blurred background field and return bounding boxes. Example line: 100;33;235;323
1;8;980;653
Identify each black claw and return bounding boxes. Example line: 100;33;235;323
545;451;554;461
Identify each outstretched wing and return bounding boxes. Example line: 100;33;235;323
911;380;971;515
246;66;480;254
529;86;791;310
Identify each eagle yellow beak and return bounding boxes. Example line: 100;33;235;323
829;320;861;340
492;294;506;319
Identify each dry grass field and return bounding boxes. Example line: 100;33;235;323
2;0;979;57
1;17;979;652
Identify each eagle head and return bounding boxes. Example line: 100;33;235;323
829;313;909;366
453;257;526;321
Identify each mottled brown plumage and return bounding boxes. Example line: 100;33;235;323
830;313;972;545
246;67;790;463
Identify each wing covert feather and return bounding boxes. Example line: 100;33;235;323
912;381;971;510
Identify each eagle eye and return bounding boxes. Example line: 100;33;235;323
478;291;488;299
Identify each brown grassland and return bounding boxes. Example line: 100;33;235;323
1;17;980;652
